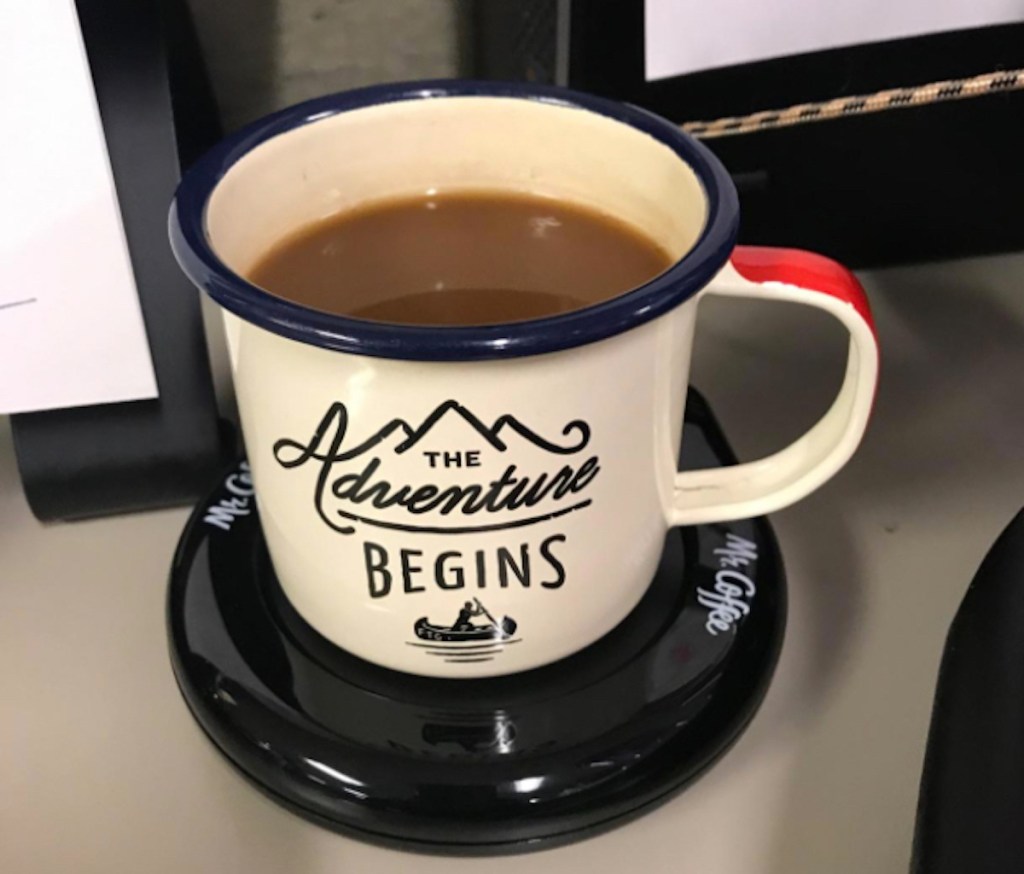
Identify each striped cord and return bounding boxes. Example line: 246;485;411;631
682;68;1024;139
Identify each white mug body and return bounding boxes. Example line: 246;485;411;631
226;301;693;675
171;82;878;677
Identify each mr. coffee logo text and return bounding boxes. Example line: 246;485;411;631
699;533;758;636
272;400;600;601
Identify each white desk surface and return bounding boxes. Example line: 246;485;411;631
3;254;1023;873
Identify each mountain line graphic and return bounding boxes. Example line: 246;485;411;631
275;399;591;467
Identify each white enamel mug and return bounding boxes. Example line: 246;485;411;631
171;81;878;678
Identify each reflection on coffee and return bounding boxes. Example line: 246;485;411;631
247;190;674;326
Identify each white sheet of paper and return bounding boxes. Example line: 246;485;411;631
645;0;1024;81
0;0;159;415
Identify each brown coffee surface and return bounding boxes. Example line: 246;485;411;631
246;190;674;326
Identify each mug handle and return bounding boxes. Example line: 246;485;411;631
670;245;879;526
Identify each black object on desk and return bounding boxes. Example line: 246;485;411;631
10;0;227;521
912;508;1024;873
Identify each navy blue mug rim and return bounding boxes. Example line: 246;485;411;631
169;80;740;362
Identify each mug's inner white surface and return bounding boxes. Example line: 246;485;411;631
205;96;708;313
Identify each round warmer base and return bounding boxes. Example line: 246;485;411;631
167;389;786;854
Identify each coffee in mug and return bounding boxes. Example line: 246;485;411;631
246;191;674;325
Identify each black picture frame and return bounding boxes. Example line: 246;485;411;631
476;1;1024;267
10;0;228;521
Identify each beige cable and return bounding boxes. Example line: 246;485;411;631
682;68;1024;139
